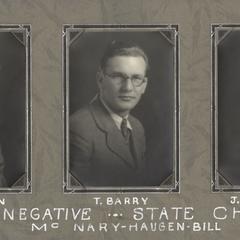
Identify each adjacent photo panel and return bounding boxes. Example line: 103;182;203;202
63;25;179;192
0;25;31;192
212;24;240;192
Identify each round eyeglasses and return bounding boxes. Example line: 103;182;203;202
105;72;147;87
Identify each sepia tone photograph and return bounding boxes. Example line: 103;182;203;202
0;25;31;192
63;25;179;192
212;24;240;191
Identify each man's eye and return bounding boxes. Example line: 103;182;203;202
132;76;142;82
111;74;124;79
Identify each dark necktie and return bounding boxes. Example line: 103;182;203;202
121;118;137;167
121;118;130;142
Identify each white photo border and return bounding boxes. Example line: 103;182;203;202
0;24;32;193
63;24;180;193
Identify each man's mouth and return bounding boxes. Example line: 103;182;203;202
118;96;135;101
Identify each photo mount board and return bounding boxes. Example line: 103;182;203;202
63;24;180;193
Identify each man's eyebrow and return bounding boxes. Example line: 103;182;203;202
107;71;126;76
131;74;144;77
108;72;144;77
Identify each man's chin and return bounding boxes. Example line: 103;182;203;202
115;104;135;113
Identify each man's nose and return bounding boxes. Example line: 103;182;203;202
122;77;134;91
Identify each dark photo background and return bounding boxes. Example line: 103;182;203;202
0;32;26;187
69;29;177;186
217;29;240;185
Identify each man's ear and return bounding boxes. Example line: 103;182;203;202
96;68;104;89
96;68;103;82
141;77;148;94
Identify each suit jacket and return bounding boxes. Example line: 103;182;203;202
70;97;146;187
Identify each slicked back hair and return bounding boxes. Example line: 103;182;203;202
100;40;149;73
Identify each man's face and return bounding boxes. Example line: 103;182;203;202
98;55;148;117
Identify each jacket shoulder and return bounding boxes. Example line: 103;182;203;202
70;105;95;136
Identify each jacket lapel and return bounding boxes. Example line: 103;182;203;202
89;97;135;168
129;116;144;170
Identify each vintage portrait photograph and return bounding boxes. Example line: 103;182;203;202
63;25;179;192
0;25;31;192
212;25;240;191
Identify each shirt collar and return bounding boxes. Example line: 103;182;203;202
100;96;132;130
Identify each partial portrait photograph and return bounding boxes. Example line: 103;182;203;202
212;25;240;191
0;25;31;192
63;25;179;192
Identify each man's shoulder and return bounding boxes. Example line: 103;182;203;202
70;105;91;121
70;104;95;132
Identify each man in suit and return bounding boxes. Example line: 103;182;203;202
70;41;148;187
